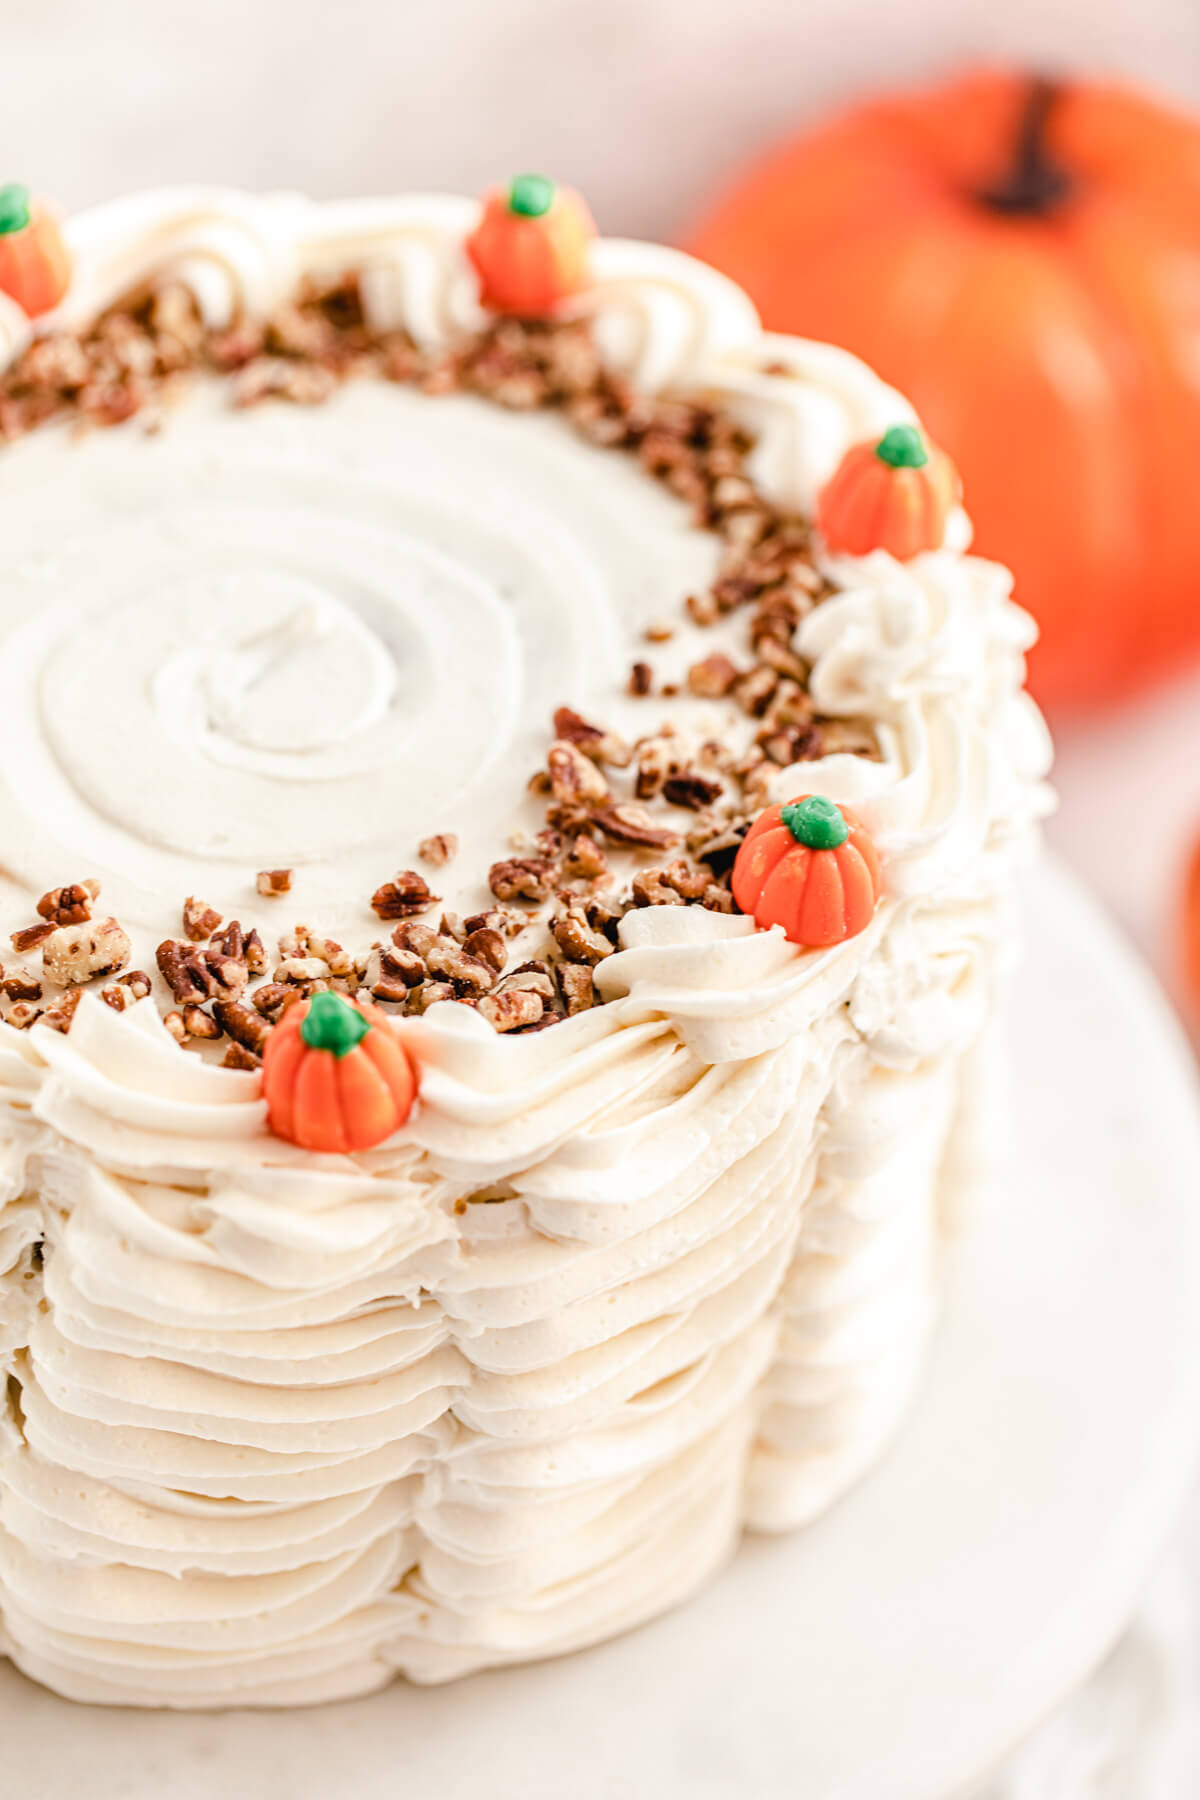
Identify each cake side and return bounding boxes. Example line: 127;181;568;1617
0;187;1052;1704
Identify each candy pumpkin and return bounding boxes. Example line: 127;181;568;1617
0;183;70;317
467;174;594;317
1183;834;1200;1023
732;795;881;948
817;424;957;559
262;991;417;1153
687;71;1200;711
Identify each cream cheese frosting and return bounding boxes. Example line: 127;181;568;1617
0;187;1052;1706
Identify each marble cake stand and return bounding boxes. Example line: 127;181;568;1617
3;858;1200;1800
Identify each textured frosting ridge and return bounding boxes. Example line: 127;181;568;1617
0;188;1051;1705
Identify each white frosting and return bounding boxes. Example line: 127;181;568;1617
0;187;1052;1706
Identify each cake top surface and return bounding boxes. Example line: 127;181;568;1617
0;183;1052;1153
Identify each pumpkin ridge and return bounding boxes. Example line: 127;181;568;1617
292;1051;347;1155
756;843;810;933
833;840;877;933
336;1051;398;1152
798;845;846;945
732;824;793;913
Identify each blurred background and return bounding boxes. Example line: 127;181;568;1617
3;1;1200;1784
11;0;1197;1014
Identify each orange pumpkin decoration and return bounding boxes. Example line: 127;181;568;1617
467;173;594;317
687;70;1200;712
817;424;958;559
732;795;881;948
0;183;70;317
1182;834;1200;1023
262;991;417;1153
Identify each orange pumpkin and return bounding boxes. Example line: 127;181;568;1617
732;795;881;948
686;70;1200;712
1183;834;1200;1023
0;183;70;317
467;174;594;317
262;991;417;1153
817;424;958;559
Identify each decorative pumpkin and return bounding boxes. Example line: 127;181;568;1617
686;70;1200;711
467;173;595;317
262;991;417;1153
817;423;957;559
1183;834;1200;1023
732;795;881;948
0;183;70;317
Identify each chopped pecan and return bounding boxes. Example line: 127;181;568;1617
477;988;544;1033
182;1004;221;1040
392;920;439;958
183;896;222;942
5;1001;42;1031
11;922;55;955
43;918;131;986
371;871;438;919
99;980;137;1013
212;999;271;1055
424;939;495;996
256;868;293;897
549;905;614;966
551;706;631;768
547;738;609;804
562;832;607;881
252;983;302;1021
488;858;556;904
685;591;720;628
557;964;596;1015
644;620;674;643
634;735;679;800
275;955;330;984
36;881;99;928
1;970;41;1003
693;823;751;876
40;989;84;1033
663;771;723;810
243;928;267;974
631;869;686;907
591;805;682;851
628;661;653;697
412;980;456;1014
462;927;507;975
418;832;458;867
463;908;526;940
222;1041;262;1071
732;666;779;717
686;654;738;698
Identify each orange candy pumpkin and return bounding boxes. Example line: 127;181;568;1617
817;424;957;559
0;183;70;317
732;795;881;948
467;173;594;317
262;991;417;1154
686;70;1200;711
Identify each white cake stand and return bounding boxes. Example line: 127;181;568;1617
4;859;1200;1800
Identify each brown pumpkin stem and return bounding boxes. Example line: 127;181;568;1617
977;78;1072;216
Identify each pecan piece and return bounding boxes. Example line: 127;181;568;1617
477;988;544;1033
562;832;607;881
418;833;458;867
36;881;99;928
424;939;495;996
183;897;222;942
663;771;723;810
487;858;556;904
628;661;653;697
212;999;272;1056
686;654;738;698
1;970;42;1003
11;922;55;955
557;964;596;1015
222;1041;262;1071
546;738;609;804
371;871;438;919
462;927;507;975
182;1004;221;1040
590;805;682;851
549;905;614;966
256;868;293;897
551;706;631;768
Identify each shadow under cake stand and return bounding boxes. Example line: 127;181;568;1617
3;856;1200;1800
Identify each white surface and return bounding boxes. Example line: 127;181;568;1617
1;857;1197;1799
6;1;1200;240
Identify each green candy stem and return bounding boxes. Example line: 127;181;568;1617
874;424;928;470
0;183;32;236
781;795;849;850
300;991;370;1057
508;173;556;218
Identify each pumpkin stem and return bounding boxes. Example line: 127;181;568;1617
781;795;849;850
508;173;556;218
978;78;1072;217
875;424;928;469
0;183;32;236
300;991;370;1056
